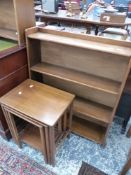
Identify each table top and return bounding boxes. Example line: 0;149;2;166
36;10;131;26
0;38;17;52
0;79;75;126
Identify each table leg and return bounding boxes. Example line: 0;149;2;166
95;26;99;35
39;126;48;163
86;26;92;34
44;126;50;164
58;21;61;27
7;112;21;148
63;112;67;131
1;106;16;141
68;103;73;130
49;126;55;166
58;118;62;132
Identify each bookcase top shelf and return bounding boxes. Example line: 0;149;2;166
27;28;131;57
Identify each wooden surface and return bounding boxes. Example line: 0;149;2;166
0;79;75;126
78;162;107;175
43;75;117;108
40;41;129;83
36;10;131;27
0;47;28;139
0;0;35;45
26;27;131;144
31;63;120;95
13;0;35;45
72;117;106;144
0;29;18;41
21;124;42;150
28;32;131;57
73;98;112;126
0;0;16;30
0;47;27;79
1;80;74;165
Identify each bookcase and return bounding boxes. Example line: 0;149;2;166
0;0;35;46
0;0;35;139
26;27;131;144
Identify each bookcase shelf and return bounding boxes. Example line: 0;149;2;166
26;27;131;145
28;32;131;57
73;98;112;126
31;63;120;95
72;117;106;144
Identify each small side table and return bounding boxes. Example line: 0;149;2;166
0;79;75;165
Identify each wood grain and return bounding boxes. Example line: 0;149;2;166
28;32;131;57
73;98;112;126
41;42;129;82
31;63;120;95
43;75;117;107
0;0;16;30
26;27;131;144
0;0;35;45
21;124;42;150
0;79;75;126
72;116;106;144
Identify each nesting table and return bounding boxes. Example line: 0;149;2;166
0;79;75;165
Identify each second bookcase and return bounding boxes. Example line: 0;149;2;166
26;27;131;145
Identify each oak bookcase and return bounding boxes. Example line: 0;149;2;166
0;0;35;46
26;27;131;145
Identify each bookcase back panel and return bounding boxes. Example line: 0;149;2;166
0;0;16;31
28;39;41;67
41;41;129;82
43;75;117;107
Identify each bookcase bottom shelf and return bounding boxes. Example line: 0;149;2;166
72;117;107;144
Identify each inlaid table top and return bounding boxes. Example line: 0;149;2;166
0;79;75;126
